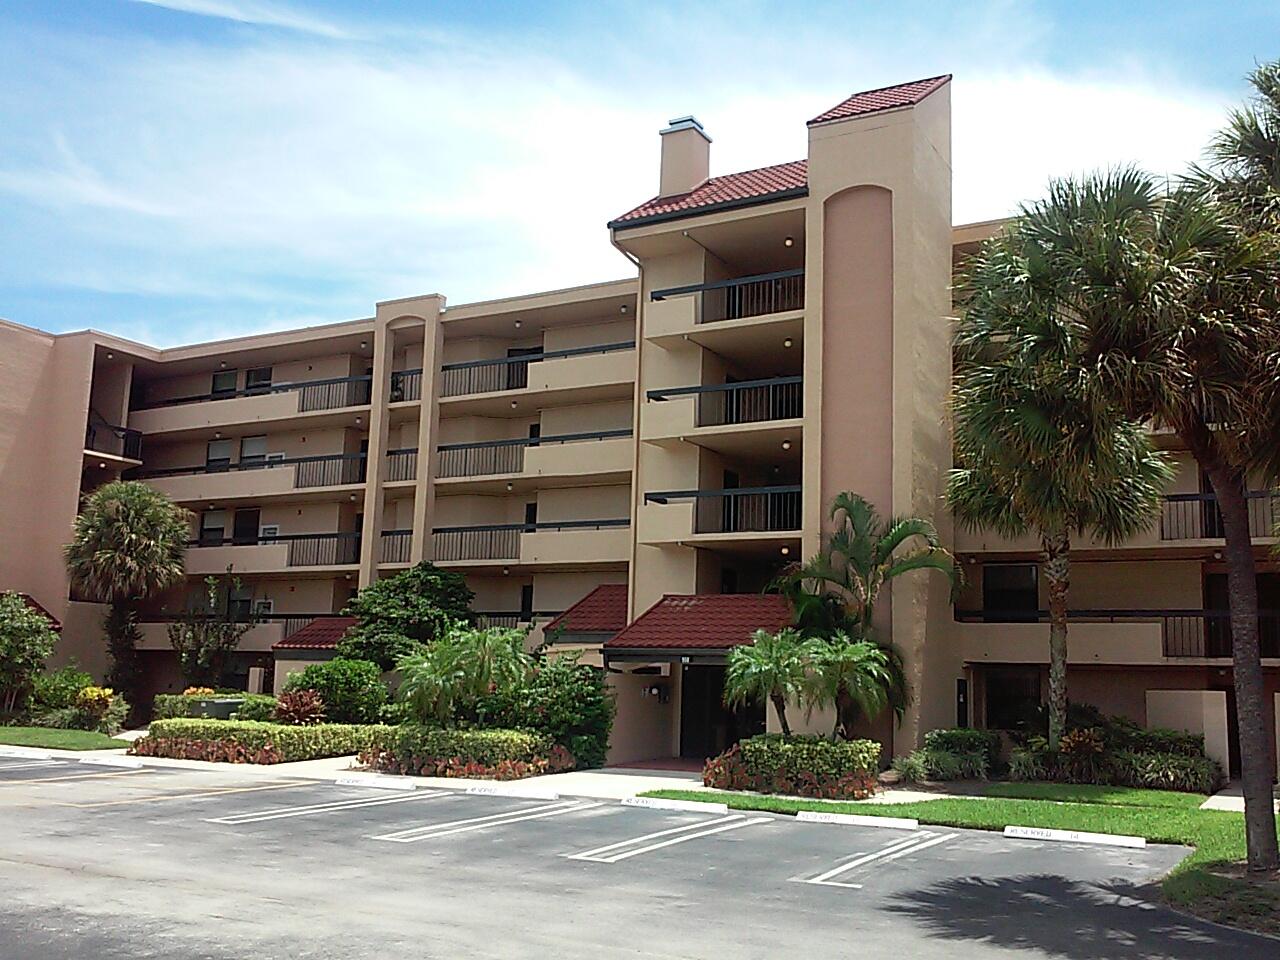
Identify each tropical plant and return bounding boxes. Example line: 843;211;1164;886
0;592;59;714
166;572;256;689
950;222;1175;746
336;562;475;670
804;633;902;739
273;689;327;726
723;628;810;736
396;625;531;725
63;481;190;709
283;658;387;724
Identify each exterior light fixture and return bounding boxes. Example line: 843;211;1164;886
514;319;523;329
1213;551;1223;560
355;416;362;424
780;546;790;556
781;440;792;451
783;338;793;348
502;566;510;576
106;352;114;359
510;400;518;409
348;494;356;501
783;236;794;247
620;304;628;314
220;360;227;368
214;432;222;439
98;462;106;469
506;482;514;492
360;341;367;349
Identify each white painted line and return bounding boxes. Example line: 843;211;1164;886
805;832;937;884
0;760;64;772
334;775;417;791
79;757;144;769
465;784;560;801
568;815;746;860
796;810;918;830
208;789;450;824
569;815;770;863
877;831;960;864
622;796;730;815
1004;825;1147;849
0;749;54;760
373;800;602;843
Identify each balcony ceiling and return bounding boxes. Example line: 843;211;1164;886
443;280;637;340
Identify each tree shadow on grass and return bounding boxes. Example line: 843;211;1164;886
883;874;1272;959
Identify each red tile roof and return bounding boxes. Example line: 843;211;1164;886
609;160;808;228
17;594;61;632
272;617;357;651
808;74;951;126
544;584;628;635
604;594;791;650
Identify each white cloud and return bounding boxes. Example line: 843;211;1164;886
128;0;350;38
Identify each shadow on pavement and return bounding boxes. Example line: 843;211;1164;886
884;874;1269;958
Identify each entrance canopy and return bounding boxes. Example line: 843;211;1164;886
603;593;792;664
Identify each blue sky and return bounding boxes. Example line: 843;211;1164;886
1;1;1277;346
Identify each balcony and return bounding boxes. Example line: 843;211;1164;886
1160;491;1277;541
650;269;804;325
639;486;802;550
380;529;412;565
390;369;422;403
130;374;372;436
954;608;1280;661
643;377;802;454
437;341;635;413
85;421;142;463
140;453;367;503
431;518;630;567
186;532;362;574
645;274;805;356
435;429;632;491
137;618;286;653
386;448;418;483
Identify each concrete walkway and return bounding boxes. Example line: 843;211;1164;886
1200;782;1280;813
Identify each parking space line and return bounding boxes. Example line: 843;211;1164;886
60;780;306;808
794;831;960;889
567;814;770;863
373;800;603;843
0;768;151;786
208;789;451;824
0;760;65;772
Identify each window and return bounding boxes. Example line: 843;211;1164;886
240;435;268;469
232;509;261;546
984;666;1041;731
245;367;273;396
982;563;1039;622
228;585;254;621
199;510;227;547
524;501;538;531
520;584;534;621
206;439;234;472
211;369;238;399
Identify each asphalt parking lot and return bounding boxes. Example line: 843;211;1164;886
0;753;1272;959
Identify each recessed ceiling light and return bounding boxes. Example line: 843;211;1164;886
783;338;793;348
360;341;367;349
780;546;790;556
620;304;628;314
514;319;522;329
783;236;794;247
781;440;792;451
506;482;514;491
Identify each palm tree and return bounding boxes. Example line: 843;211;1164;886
723;628;810;736
949;224;1175;747
773;492;956;736
1011;162;1280;870
804;633;899;738
64;480;190;707
396;624;530;724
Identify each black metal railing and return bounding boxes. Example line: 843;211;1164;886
473;610;563;629
432;518;629;562
436;428;632;479
85;422;143;460
955;607;1280;659
380;529;412;564
137;611;339;639
390;369;422;403
647;377;802;427
1160;491;1276;540
439;341;635;398
136;452;367;488
386;448;418;482
190;532;361;566
136;373;372;413
645;485;802;534
650;269;804;324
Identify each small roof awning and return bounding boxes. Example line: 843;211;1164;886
602;593;791;664
543;584;628;644
272;616;357;651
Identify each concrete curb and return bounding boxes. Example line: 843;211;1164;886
796;810;918;830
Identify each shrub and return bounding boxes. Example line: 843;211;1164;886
361;725;571;780
338;562;475;670
1058;727;1107;783
891;746;986;783
153;694;203;719
30;690;128;734
274;690;326;726
923;727;1000;765
283;658;387;724
703;734;881;800
182;686;216;697
1110;750;1223;794
229;694;277;722
890;751;930;783
131;719;389;764
474;652;614;769
0;591;59;713
1009;743;1050;781
32;665;94;710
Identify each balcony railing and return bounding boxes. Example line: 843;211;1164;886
645;485;802;534
85;422;143;460
955;607;1280;659
438;341;635;398
1160;491;1276;540
432;518;630;562
190;531;362;567
136;373;372;413
137;452;367;489
380;529;412;564
647;377;802;427
138;611;339;639
390;369;422;403
436;429;632;479
650;269;804;324
386;448;418;482
474;610;563;629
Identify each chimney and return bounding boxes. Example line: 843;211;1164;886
658;116;710;198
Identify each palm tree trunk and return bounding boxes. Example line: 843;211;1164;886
1203;463;1280;873
770;692;791;737
1042;530;1071;748
835;683;856;740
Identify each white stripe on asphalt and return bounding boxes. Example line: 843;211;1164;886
207;789;451;824
567;815;746;860
0;760;65;772
568;815;770;863
799;831;960;889
373;800;603;843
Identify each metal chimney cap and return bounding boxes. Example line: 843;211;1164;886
660;116;711;141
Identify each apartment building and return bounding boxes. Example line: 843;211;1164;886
1;74;1276;771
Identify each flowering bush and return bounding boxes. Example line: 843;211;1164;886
182;686;216;697
703;735;880;799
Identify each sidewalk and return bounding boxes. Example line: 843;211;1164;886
1200;782;1280;813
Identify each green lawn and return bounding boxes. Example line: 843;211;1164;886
0;726;130;750
641;785;1279;937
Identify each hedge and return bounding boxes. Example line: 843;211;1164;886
923;727;1000;765
130;719;390;764
361;725;573;781
704;734;881;799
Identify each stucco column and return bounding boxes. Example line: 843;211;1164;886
411;309;445;561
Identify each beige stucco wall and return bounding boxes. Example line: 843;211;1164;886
1147;689;1230;772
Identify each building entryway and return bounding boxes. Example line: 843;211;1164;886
678;664;764;761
